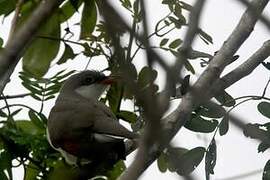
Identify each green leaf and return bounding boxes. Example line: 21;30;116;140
263;160;270;180
106;160;126;180
80;0;97;39
30;93;42;101
174;3;182;17
69;0;80;11
10;108;22;117
117;111;137;123
59;0;83;22
180;75;190;95
198;103;225;118
160;38;169;47
48;160;79;180
28;110;45;129
185;114;218;133
23;13;61;78
214;90;235;107
57;43;77;64
38;113;48;124
45;95;55;101
157;152;168;173
167;147;188;172
0;37;3;47
243;123;267;140
138;66;157;88
219;115;229;136
168;16;185;28
0;151;12;179
16;120;42;135
21;82;42;95
53;70;76;81
0;171;8;180
170;147;205;175
205;139;216;180
169;39;182;49
184;60;195;74
198;28;213;44
120;0;132;9
262;62;270;71
258;102;270;119
258;141;270;153
24;162;40;180
0;110;7;117
162;0;174;5
107;83;123;113
0;0;16;16
180;1;192;11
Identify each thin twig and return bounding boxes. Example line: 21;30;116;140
0;93;31;100
1;93;11;116
8;0;25;41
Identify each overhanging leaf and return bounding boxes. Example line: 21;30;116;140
160;38;169;47
116;110;137;123
107;83;123;113
106;160;126;180
258;141;270;153
24;162;40;180
28;110;45;129
168;147;205;175
205;139;217;180
59;0;83;22
263;160;270;180
157;152;168;173
219;115;229;136
23;13;61;78
138;66;158;88
167;147;188;172
258;101;270;119
0;0;16;16
169;39;182;49
57;43;77;64
185;114;218;133
198;103;225;119
80;0;97;39
198;28;213;44
16;120;42;135
214;90;235;107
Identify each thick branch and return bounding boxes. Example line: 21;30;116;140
0;0;63;94
193;0;269;99
236;0;270;31
214;40;270;92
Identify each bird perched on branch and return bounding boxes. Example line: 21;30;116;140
46;70;138;167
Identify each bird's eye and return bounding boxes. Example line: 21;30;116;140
84;77;94;84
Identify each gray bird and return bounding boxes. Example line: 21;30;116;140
46;70;138;165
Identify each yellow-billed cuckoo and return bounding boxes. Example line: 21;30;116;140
47;70;138;165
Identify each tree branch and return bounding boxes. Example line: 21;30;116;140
120;0;269;179
192;0;269;101
212;40;270;95
236;0;270;31
0;0;63;94
119;0;206;179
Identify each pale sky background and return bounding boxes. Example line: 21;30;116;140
0;0;270;180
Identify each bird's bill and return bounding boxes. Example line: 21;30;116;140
100;75;120;85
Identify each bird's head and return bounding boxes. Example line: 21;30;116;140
61;70;117;100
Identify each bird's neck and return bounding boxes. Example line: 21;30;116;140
58;84;109;101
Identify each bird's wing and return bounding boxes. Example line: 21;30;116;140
71;100;138;140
